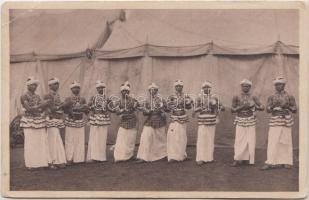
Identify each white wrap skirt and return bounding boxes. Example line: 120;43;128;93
114;127;137;161
167;122;187;161
47;127;66;165
266;126;293;165
234;125;256;164
87;125;108;162
196;125;216;162
65;126;85;163
24;128;50;168
137;126;167;162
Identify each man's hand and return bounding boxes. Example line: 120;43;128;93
238;104;247;111
273;107;283;111
273;99;283;108
29;105;42;113
210;99;217;106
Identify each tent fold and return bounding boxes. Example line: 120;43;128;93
276;41;299;55
11;41;299;62
10;53;37;63
10;51;86;63
95;45;146;59
211;43;276;56
146;43;212;57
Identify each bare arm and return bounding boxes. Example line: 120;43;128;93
287;95;297;113
266;96;274;113
43;94;55;112
62;97;73;114
253;96;264;111
185;95;193;109
164;96;175;113
80;97;89;113
231;96;244;113
20;95;36;112
218;98;225;111
37;95;50;109
211;96;225;112
193;97;202;113
142;103;152;116
88;96;94;107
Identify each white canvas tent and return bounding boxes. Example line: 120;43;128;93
10;9;299;148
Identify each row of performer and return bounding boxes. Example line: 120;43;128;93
19;76;297;170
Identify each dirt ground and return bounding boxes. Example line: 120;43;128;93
10;146;298;191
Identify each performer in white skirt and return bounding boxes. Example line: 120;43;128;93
44;77;66;169
86;80;111;163
20;77;51;169
166;80;193;162
63;81;89;164
261;77;297;170
114;82;139;162
193;81;224;165
136;83;167;163
231;79;264;166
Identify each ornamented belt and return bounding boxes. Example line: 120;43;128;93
170;114;188;124
89;114;111;126
269;115;294;127
234;115;256;127
20;115;46;129
198;114;217;126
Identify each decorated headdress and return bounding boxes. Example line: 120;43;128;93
202;81;212;88
240;79;252;86
273;76;286;84
148;82;159;90
120;83;130;91
70;80;80;89
48;77;60;85
174;80;184;86
95;80;106;88
26;77;39;86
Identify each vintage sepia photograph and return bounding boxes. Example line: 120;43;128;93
1;1;308;199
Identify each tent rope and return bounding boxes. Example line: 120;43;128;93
34;11;110;53
119;24;144;45
59;59;83;90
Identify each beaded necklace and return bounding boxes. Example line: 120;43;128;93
25;91;40;107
